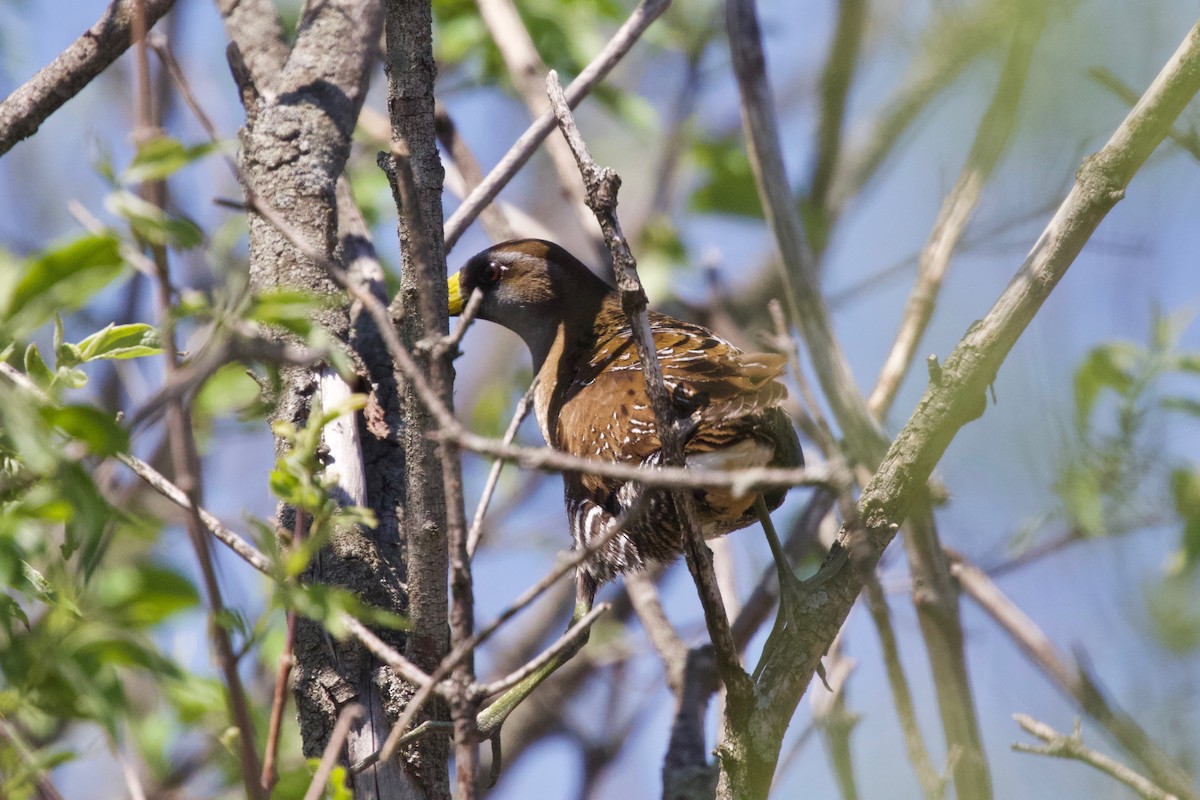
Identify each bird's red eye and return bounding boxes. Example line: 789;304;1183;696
480;261;503;286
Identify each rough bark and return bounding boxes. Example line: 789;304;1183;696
381;1;454;796
229;1;421;796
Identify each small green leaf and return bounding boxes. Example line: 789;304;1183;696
1163;396;1200;418
1170;468;1200;575
23;343;54;387
4;235;125;331
95;565;200;627
41;405;129;456
1146;573;1200;652
1174;352;1200;374
247;288;337;336
0;593;30;629
194;362;262;418
105;190;204;250
688;134;764;218
20;562;81;617
1072;343;1139;429
1055;462;1106;538
76;322;162;361
121;136;220;184
55;367;88;390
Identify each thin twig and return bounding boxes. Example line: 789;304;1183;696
951;554;1199;800
130;10;265;793
467;379;538;559
1091;66;1200;160
625;571;689;693
546;68;752;702
261;510;306;794
434;104;517;242
807;0;868;212
869;13;1043;417
826;0;1012;215
863;576;945;798
809;633;860;800
442;0;672;251
1013;716;1180;800
477;603;612;697
301;704;366;800
474;0;600;250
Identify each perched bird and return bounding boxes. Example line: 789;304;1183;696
448;239;802;740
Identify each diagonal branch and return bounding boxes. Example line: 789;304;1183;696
869;13;1044;417
442;0;672;253
0;0;177;156
474;0;601;251
719;11;1200;799
952;554;1199;800
1013;716;1181;800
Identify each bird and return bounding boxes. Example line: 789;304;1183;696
447;238;802;744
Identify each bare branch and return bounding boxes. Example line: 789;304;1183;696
442;0;672;252
467;380;538;558
863;577;946;799
807;0;868;212
478;603;612;698
1091;66;1200;160
0;0;176;156
1013;716;1181;800
302;705;365;800
434;105;517;242
952;554;1200;800
869;14;1044;417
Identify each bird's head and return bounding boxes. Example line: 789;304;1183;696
448;239;611;366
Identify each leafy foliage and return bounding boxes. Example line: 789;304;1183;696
1052;312;1200;651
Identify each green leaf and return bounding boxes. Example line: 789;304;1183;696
95;565;200;627
1162;396;1200;418
57;462;113;561
40;405;129;456
121;137;220;184
247;288;337;336
105;190;204;250
76;323;162;361
1169;468;1200;575
3;235;125;331
194;362;262;419
1146;573;1200;652
0;594;29;629
1055;462;1106;538
280;583;409;636
1173;352;1200;374
688;134;764;218
164;676;225;725
1072;343;1139;429
20;562;81;617
23;343;53;387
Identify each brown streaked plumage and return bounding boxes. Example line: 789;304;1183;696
449;238;802;597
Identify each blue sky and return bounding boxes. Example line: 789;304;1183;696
2;0;1199;797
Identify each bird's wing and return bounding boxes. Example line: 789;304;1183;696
582;314;790;420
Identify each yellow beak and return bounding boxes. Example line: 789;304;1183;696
447;272;464;316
